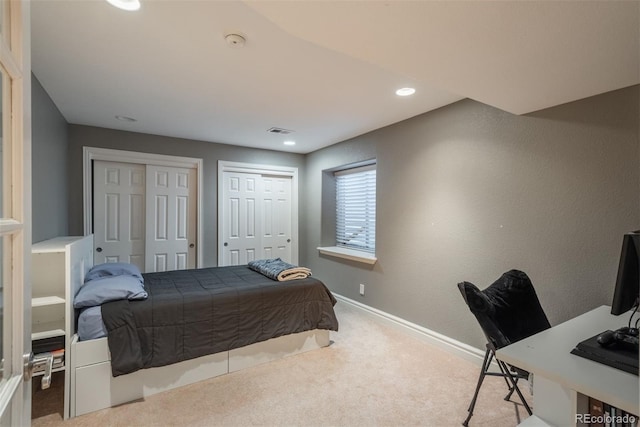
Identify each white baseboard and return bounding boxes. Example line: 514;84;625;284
333;293;487;366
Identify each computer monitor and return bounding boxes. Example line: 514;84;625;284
611;231;640;315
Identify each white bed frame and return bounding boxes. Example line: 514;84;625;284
67;237;331;418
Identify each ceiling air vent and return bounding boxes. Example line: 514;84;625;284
267;127;294;135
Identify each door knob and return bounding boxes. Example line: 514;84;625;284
287;239;291;243
23;353;34;381
224;242;228;247
24;352;54;389
96;247;103;253
189;243;195;248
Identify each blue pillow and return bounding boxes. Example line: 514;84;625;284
74;275;148;308
77;306;107;341
84;262;143;284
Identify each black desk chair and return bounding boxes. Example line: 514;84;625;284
458;269;551;426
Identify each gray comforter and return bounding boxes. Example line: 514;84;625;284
101;265;339;376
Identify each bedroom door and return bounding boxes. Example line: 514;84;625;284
220;172;292;265
0;0;31;424
93;162;197;273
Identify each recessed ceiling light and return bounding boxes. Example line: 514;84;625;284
395;87;416;96
115;115;137;122
283;141;296;146
106;0;140;11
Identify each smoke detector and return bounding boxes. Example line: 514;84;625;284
225;33;246;48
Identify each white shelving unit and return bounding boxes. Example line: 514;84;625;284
31;235;94;420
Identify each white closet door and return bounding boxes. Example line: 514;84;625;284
221;172;293;266
93;161;146;271
221;172;262;265
261;176;292;262
145;165;197;272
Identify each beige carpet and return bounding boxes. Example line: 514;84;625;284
32;302;530;426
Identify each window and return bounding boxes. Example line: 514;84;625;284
317;161;377;264
335;164;376;253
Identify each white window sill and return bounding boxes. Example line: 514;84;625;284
317;246;377;265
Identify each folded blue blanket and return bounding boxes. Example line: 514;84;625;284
248;258;312;281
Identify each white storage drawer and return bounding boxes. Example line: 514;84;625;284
73;350;229;417
73;336;110;367
75;361;135;416
229;329;329;372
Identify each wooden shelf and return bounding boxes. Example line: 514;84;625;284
33;366;65;377
32;296;65;307
32;328;65;341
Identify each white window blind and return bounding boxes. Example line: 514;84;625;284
335;164;376;253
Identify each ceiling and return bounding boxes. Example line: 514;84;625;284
31;1;639;154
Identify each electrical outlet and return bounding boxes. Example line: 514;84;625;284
359;283;365;296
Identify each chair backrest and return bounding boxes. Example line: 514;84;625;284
458;269;550;350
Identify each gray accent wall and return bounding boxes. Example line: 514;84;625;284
303;86;640;349
67;125;306;267
32;74;69;243
40;82;639;351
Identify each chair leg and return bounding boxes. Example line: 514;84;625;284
495;357;513;393
505;380;515;400
495;358;524;402
498;360;533;416
504;377;517;401
495;361;517;400
462;348;493;426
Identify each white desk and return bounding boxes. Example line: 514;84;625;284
497;306;639;427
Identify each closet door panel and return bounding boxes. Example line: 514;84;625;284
261;176;292;263
93;161;146;272
221;172;262;266
145;165;197;272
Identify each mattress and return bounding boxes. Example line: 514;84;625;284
99;265;338;376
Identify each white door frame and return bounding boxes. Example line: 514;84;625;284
83;147;204;268
217;161;299;266
0;0;31;423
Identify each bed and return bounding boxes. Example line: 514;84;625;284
69;258;338;417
